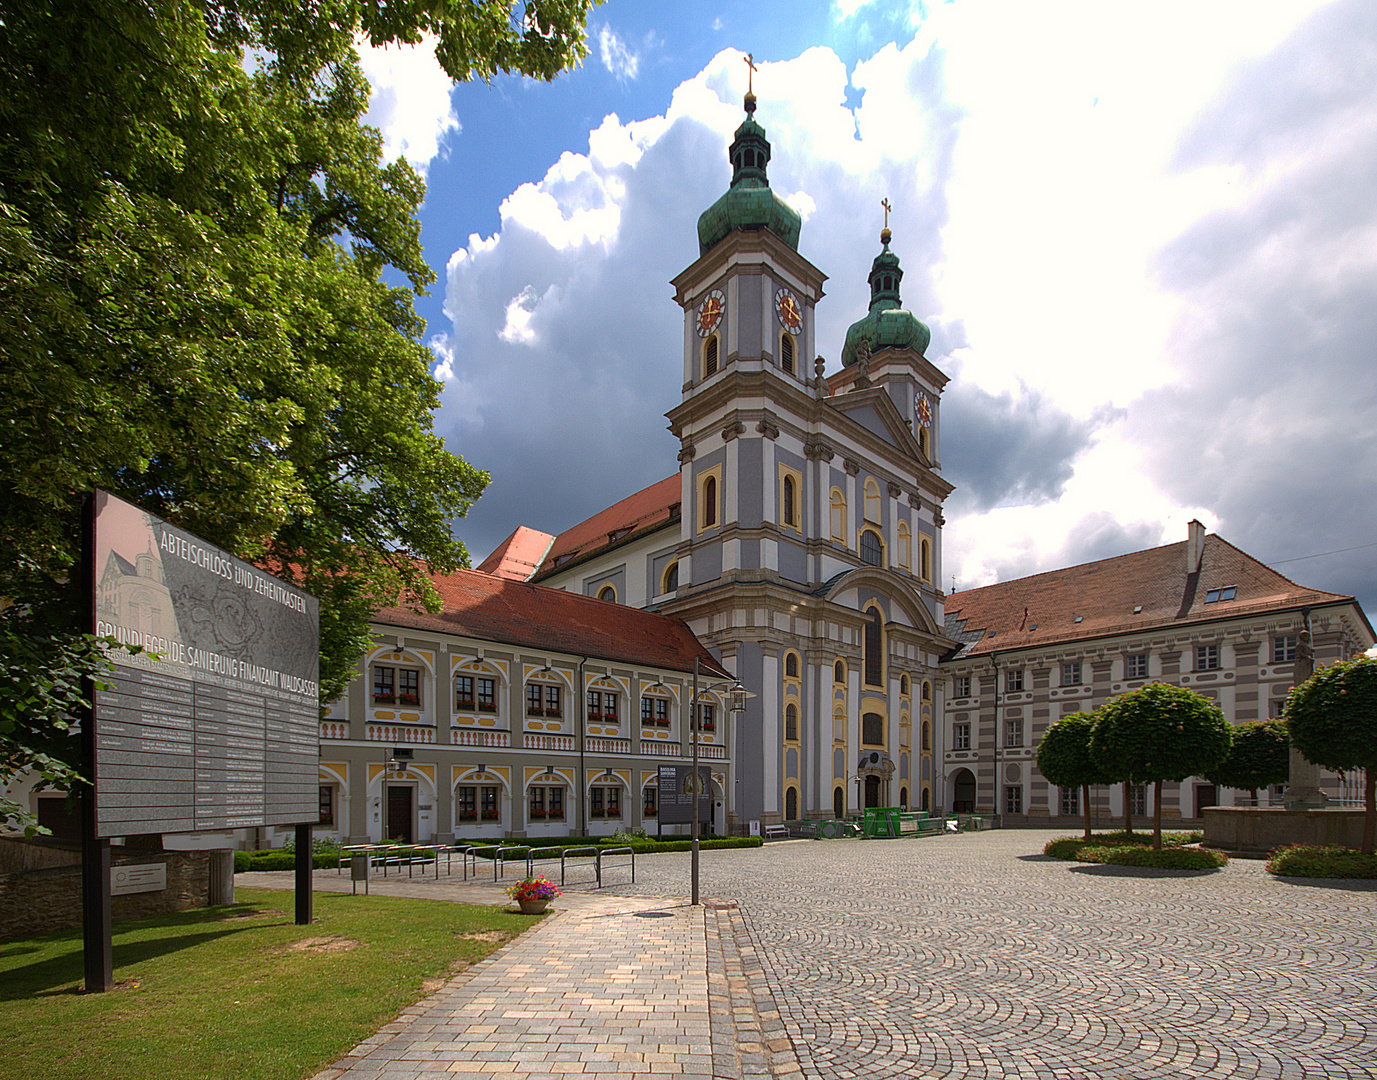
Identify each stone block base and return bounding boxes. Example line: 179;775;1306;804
1203;807;1368;853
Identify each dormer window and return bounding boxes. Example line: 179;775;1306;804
1204;586;1236;603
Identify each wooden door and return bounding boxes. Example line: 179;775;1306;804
386;785;414;843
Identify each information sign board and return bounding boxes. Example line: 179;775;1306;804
657;764;712;826
91;490;319;838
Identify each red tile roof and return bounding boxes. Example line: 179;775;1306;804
945;533;1356;659
374;568;726;676
531;474;681;579
476;525;555;581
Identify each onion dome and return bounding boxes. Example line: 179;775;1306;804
841;226;931;366
696;92;801;256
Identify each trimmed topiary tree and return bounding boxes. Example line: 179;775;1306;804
1286;655;1377;854
1091;683;1232;850
1205;718;1290;806
1036;712;1114;840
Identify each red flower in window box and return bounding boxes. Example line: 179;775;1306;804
481;809;500;821
398;692;421;707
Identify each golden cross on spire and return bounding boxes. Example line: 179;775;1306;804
881;197;892;230
744;52;757;95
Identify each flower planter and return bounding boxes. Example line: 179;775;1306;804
517;897;550;915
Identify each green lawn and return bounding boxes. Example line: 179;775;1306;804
0;888;535;1080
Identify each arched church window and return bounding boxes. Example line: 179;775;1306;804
864;478;881;523
834;660;845;684
900;674;909;696
830;488;846;542
918;426;930;460
860;529;882;567
898;521;911;572
864;608;883;687
785;786;798;820
920;537;932;584
597;584;616;602
704;476;717;527
662;560;678;594
782;475;796;527
785;652;799;678
703;335;718;377
785;704;798;742
780;332;795;374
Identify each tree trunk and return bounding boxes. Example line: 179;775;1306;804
1365;766;1375;856
1153;779;1164;850
1248;787;1259;807
1082;783;1093;841
1123;781;1133;836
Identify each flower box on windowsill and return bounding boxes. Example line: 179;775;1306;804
397;694;421;707
458;813;478;822
481;811;500;821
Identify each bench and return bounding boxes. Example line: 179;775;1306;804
763;824;790;840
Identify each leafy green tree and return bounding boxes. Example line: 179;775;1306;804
1286;656;1377;854
1091;683;1232;849
1036;712;1114;840
1205;719;1290;806
0;0;593;833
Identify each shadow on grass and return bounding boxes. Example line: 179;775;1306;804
1265;874;1377;891
1067;864;1223;878
0;902;287;1001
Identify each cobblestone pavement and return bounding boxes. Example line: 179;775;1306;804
600;830;1377;1080
299;886;713;1080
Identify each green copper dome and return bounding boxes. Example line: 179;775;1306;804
696;94;801;256
841;228;931;366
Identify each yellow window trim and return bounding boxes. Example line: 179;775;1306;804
696;464;723;535
778;462;802;534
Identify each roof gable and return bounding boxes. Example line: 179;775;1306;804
826;385;924;459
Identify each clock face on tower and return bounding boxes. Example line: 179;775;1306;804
697;290;724;337
774;287;802;333
915;393;932;428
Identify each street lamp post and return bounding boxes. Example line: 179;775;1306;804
690;656;749;906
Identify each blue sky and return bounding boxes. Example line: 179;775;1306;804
357;0;1377;618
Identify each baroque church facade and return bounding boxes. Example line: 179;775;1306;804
523;91;954;831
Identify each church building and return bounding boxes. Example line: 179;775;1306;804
517;88;955;831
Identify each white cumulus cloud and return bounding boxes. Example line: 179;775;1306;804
356;33;458;174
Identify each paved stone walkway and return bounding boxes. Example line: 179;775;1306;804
245;829;1377;1079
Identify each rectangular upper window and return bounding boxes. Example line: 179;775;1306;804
1061;661;1082;687
1006;669;1023;693
1004;718;1023;748
953;722;971;751
953;675;971;699
1196;644;1220;671
1273;635;1298;663
373;665;421;707
1125;653;1148;680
